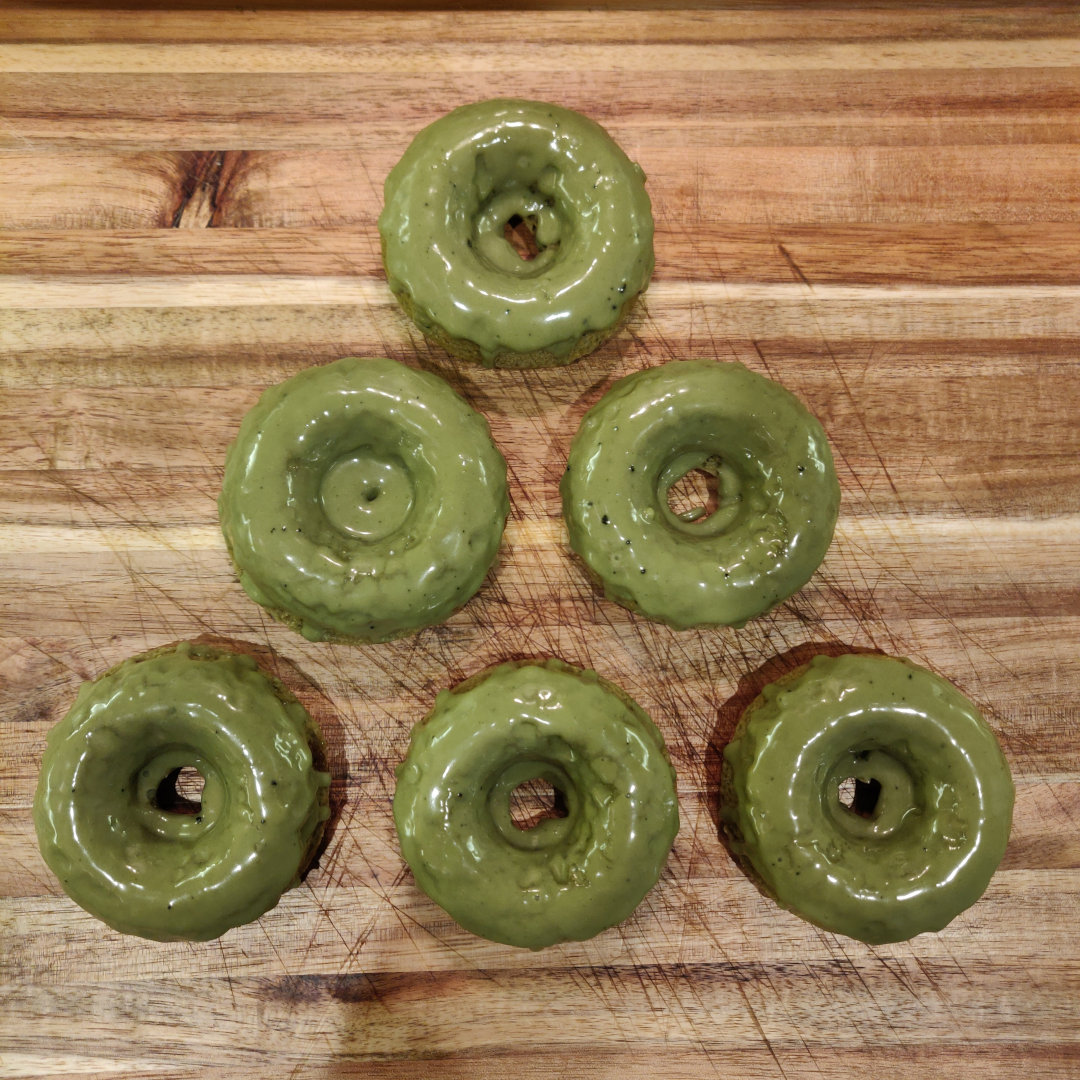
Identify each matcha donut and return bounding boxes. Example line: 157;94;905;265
393;660;679;949
33;642;331;941
219;356;509;643
561;360;840;629
378;99;654;368
721;653;1014;944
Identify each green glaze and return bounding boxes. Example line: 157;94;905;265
560;360;840;629
32;643;331;942
720;653;1014;944
378;99;654;368
393;659;679;949
219;356;509;643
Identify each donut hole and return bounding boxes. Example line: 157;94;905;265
470;175;562;277
509;776;569;831
659;451;745;536
504;213;541;261
826;748;918;840
317;449;416;543
490;759;577;851
154;766;205;816
838;776;883;819
667;467;721;524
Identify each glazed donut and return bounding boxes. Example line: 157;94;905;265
393;659;679;949
219;356;508;643
378;98;654;368
33;642;331;941
561;360;840;629
721;653;1014;944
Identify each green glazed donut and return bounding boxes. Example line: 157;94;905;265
378;99;654;368
219;356;509;643
33;642;331;941
721;653;1014;944
561;360;840;629
393;659;679;949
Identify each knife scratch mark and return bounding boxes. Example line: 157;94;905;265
216;935;237;1010
777;243;813;290
634;898;726;1078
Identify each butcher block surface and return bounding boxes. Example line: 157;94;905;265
2;5;1080;1078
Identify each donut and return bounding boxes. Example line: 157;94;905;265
378;98;654;368
33;642;331;941
561;359;840;629
720;653;1014;943
219;356;509;643
393;659;679;949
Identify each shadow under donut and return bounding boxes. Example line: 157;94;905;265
187;633;349;879
704;639;885;849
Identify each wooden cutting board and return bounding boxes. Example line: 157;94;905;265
2;6;1079;1078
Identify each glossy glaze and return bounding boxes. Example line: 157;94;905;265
393;659;679;949
33;643;331;941
561;360;840;628
219;356;509;642
721;653;1014;944
378;99;654;367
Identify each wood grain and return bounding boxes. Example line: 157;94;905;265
2;6;1079;1078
